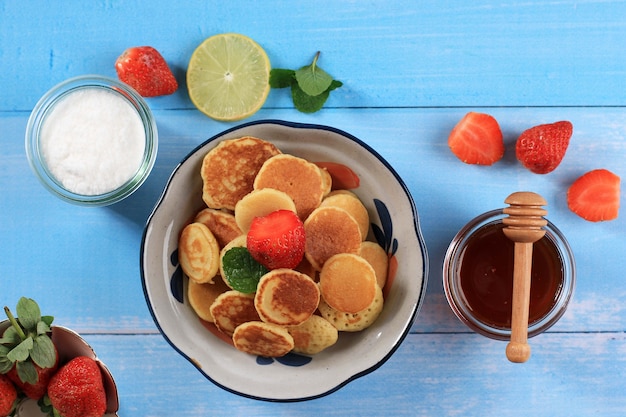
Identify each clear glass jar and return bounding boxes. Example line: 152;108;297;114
25;75;158;206
443;209;576;340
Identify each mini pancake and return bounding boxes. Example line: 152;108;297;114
304;206;361;271
254;269;320;326
286;314;338;355
319;166;332;197
234;188;296;233
194;208;242;248
359;241;389;289
209;290;261;336
319;253;377;313
218;234;248;289
232;321;294;357
318;284;384;332
320;191;370;241
187;274;231;323
253;154;325;220
201;136;281;210
178;222;220;284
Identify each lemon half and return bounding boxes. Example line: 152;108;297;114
187;33;271;121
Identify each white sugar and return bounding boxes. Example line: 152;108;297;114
40;88;146;195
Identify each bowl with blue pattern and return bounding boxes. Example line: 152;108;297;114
140;120;428;401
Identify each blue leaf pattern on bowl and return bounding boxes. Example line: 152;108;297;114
170;249;184;303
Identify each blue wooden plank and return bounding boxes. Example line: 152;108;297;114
2;1;626;111
78;332;626;416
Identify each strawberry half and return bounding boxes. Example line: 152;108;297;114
246;210;306;270
47;356;107;417
567;169;621;222
516;121;573;174
448;112;504;165
115;46;178;97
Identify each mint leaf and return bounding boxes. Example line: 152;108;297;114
329;79;343;91
269;69;296;88
222;247;268;293
295;51;333;96
291;83;330;113
31;334;56;368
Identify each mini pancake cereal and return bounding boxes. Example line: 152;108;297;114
254;269;320;326
254;154;326;220
234;188;296;233
320;190;370;241
187;274;231;323
233;321;294;357
286;315;339;355
210;290;261;336
319;253;378;314
201;136;280;210
182;135;392;358
178;222;220;284
304;206;362;271
318;284;384;332
194;208;242;248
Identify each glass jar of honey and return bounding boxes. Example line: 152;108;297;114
443;209;575;340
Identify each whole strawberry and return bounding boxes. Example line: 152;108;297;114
46;356;107;417
115;46;178;97
0;374;17;417
247;209;306;270
0;297;58;400
516;121;573;174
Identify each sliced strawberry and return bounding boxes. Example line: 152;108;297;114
448;112;504;165
516;121;573;174
247;210;306;270
115;46;178;97
567;169;621;222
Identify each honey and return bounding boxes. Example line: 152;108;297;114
443;209;575;340
459;222;563;329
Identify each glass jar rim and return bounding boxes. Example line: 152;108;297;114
25;74;158;207
443;209;576;340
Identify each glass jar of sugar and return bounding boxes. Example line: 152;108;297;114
26;75;158;206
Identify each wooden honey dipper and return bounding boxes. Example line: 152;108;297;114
502;191;548;363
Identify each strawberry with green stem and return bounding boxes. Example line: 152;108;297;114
0;297;58;400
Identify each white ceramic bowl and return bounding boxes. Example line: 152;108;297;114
140;120;428;401
0;321;119;416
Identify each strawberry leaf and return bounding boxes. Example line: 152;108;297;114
0;327;20;345
16;359;38;384
16;297;41;331
31;335;56;368
7;337;33;363
0;345;12;373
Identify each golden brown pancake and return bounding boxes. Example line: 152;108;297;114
359;241;389;289
286;314;338;355
209;290;261;336
319;166;332;197
319;253;377;314
201;136;281;210
303;206;362;271
232;321;294;357
253;154;325;220
187;274;231;323
234;188;296;233
320;191;370;241
194;208;242;248
318;284;384;332
178;222;220;284
254;269;320;326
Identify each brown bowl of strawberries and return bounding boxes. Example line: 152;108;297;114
0;297;118;417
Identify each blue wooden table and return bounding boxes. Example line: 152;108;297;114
2;1;626;415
